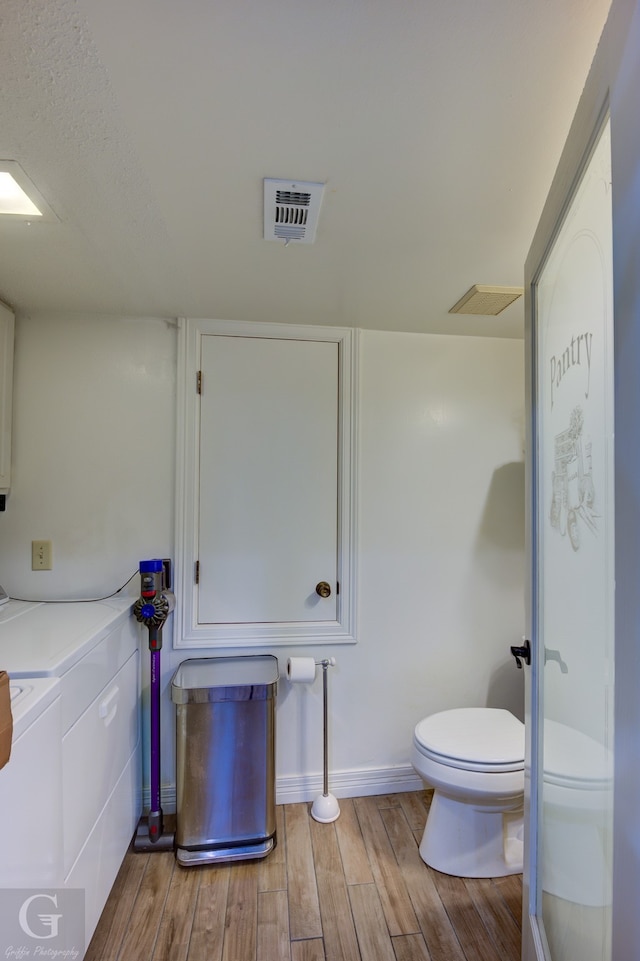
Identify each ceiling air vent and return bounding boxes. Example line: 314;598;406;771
448;285;524;316
264;179;325;244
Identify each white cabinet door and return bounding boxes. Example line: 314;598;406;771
198;334;338;625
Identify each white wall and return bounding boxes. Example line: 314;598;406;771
0;312;177;598
0;313;525;802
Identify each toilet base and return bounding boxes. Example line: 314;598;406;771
419;791;524;878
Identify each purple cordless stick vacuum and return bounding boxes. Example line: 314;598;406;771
133;559;175;850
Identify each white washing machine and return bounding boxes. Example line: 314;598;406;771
0;677;63;886
0;596;135;676
0;596;141;952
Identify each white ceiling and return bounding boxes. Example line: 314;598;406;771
0;0;611;337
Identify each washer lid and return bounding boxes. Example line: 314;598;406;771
414;708;525;769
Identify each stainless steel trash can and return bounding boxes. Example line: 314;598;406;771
171;655;279;866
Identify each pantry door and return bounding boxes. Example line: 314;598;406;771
523;3;640;958
526;115;614;961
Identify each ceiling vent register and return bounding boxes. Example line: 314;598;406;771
448;285;524;316
264;179;325;244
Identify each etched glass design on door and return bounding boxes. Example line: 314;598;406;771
536;120;613;961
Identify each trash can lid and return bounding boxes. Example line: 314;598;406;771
171;655;279;703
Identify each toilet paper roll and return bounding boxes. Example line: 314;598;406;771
286;657;317;683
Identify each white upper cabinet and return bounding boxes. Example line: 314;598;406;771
0;303;14;502
175;319;358;647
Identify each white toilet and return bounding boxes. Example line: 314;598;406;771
411;707;525;878
541;720;613;907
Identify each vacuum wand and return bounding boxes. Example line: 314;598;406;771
133;559;175;846
149;648;162;840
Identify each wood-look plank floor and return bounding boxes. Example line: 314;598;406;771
85;791;522;961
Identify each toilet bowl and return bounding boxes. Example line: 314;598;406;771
411;707;525;878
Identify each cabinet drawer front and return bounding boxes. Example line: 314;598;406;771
62;651;139;874
60;616;139;732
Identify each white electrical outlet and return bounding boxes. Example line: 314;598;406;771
32;539;52;570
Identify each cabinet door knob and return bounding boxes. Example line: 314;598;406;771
315;581;332;598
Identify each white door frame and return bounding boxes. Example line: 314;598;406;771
174;317;359;647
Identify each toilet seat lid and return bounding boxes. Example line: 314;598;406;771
543;720;613;787
414;708;525;772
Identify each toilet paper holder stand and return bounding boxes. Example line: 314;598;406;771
311;657;340;823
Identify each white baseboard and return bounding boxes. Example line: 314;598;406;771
275;764;423;804
149;765;423;813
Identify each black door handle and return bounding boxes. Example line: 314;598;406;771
510;638;531;669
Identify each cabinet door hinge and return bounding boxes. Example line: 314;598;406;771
196;370;202;394
195;560;200;584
